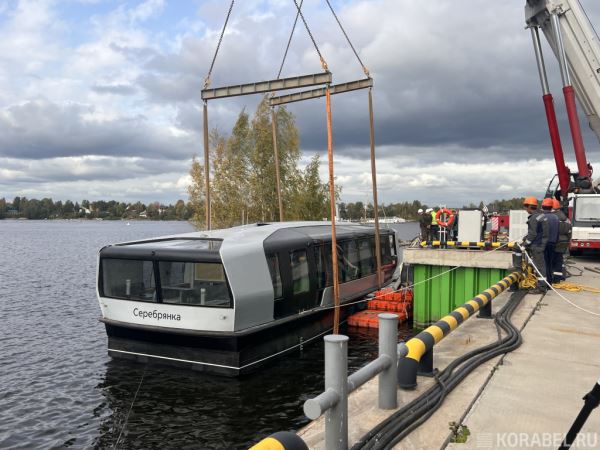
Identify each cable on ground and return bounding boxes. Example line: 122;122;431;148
351;289;529;449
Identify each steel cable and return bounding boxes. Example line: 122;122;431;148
204;0;235;89
277;0;304;79
291;0;328;70
324;0;369;76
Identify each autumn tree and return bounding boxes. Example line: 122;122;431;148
188;96;331;229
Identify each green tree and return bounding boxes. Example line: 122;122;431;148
291;155;328;220
188;155;206;229
188;96;331;228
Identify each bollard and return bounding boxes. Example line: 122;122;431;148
378;313;398;409
249;431;308;450
325;334;349;450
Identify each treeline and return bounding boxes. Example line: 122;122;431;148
340;197;528;221
0;197;192;220
188;97;331;229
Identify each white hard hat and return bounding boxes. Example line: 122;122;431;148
417;208;423;213
426;208;433;213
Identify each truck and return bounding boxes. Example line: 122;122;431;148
525;0;600;254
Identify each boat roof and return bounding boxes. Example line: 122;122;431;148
99;221;392;260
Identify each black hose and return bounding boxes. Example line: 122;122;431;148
351;289;528;450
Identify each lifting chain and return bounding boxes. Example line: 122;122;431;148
277;0;304;79
203;0;235;89
291;0;328;71
324;0;369;77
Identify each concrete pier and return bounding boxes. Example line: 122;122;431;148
298;258;600;449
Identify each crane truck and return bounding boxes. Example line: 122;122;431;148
525;0;600;254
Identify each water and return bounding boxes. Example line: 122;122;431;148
0;220;417;450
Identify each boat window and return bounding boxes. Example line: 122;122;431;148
158;261;232;308
314;245;332;289
290;250;310;295
341;240;360;282
358;238;375;276
266;254;283;298
380;235;392;265
389;234;397;257
101;259;157;302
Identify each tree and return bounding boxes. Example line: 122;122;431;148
291;155;329;220
0;198;6;219
188;155;206;229
188;96;331;229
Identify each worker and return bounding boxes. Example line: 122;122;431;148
418;208;431;241
430;207;439;241
552;198;572;282
541;198;559;285
522;196;549;294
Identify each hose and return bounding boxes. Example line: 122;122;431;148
351;289;528;450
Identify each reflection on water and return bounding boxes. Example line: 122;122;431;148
0;220;417;450
95;323;413;450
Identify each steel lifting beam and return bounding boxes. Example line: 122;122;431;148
201;72;332;100
269;78;373;106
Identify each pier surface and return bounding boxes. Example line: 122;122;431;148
298;257;600;449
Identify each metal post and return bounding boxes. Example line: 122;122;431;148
325;334;348;450
203;101;211;230
368;88;383;288
271;107;284;222
378;313;398;409
326;85;341;334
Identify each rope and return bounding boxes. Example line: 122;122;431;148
204;0;235;89
291;0;328;70
519;244;600;318
277;0;303;79
552;281;600;293
324;0;369;77
113;366;146;449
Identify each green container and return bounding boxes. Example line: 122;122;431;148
413;265;507;328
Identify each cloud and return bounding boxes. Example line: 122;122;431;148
2;0;600;204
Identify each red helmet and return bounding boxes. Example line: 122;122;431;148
552;199;560;209
541;198;554;208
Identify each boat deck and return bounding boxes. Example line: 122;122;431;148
298;257;600;449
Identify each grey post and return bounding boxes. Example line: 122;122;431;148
378;313;398;409
325;334;349;450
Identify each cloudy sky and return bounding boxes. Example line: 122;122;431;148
2;0;600;207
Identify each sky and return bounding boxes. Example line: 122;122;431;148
2;0;600;207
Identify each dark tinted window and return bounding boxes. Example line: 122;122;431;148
158;261;232;307
358;238;375;276
290;250;310;295
267;254;283;298
101;259;157;302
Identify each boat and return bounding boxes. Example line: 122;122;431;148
96;221;398;375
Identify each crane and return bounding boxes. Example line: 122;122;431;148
526;0;600;253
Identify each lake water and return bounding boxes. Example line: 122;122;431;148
0;220;418;449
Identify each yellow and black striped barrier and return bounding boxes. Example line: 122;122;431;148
249;431;308;450
397;271;522;389
420;241;515;249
